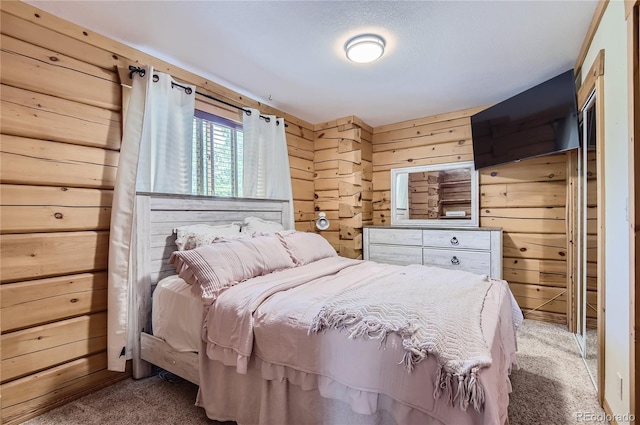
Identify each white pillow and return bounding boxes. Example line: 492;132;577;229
241;216;285;235
174;223;242;251
276;231;337;266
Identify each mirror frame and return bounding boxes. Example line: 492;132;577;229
390;161;479;227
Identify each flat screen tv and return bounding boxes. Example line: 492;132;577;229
471;69;580;170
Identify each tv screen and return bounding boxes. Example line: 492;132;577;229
471;69;580;170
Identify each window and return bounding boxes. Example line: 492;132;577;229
192;109;243;197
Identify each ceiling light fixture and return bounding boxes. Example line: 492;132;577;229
344;34;385;64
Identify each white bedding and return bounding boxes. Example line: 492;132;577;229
152;275;202;352
198;257;521;425
150;255;521;425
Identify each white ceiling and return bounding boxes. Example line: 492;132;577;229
26;0;598;127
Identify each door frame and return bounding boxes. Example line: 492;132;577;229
625;1;639;421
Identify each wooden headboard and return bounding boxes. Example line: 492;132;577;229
131;193;291;378
135;193;292;286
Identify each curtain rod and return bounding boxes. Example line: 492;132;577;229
128;66;286;127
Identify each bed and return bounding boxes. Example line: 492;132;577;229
131;193;522;425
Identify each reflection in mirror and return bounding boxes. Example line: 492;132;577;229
395;173;409;220
391;161;478;227
407;168;472;220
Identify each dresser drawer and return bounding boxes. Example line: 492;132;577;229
369;245;422;266
422;248;491;276
368;228;422;246
422;229;491;250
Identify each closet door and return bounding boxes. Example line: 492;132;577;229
576;90;598;390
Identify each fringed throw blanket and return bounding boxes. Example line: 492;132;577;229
309;264;494;412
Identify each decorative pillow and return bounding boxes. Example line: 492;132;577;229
169;234;295;304
240;216;285;235
277;231;337;266
174;223;242;251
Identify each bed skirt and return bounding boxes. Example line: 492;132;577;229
195;351;504;425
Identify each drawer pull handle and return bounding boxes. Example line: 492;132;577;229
451;256;460;266
450;237;459;246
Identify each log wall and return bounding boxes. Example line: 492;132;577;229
0;12;126;424
313;116;373;258
371;108;482;225
0;3;314;424
479;154;570;325
371;107;571;325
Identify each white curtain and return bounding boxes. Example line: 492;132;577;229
108;66;195;371
243;109;294;229
136;73;194;194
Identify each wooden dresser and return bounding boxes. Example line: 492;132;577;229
363;226;503;279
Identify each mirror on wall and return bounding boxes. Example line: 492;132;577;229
391;161;479;227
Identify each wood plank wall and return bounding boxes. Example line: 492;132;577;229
371;107;571;325
0;3;315;424
313;116;373;258
372;108;481;225
479;154;569;325
0;14;127;425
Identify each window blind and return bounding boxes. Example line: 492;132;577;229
192;110;243;197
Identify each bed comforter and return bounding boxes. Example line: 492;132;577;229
198;257;522;425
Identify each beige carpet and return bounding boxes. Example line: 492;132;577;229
24;319;607;425
508;319;607;425
585;327;599;387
